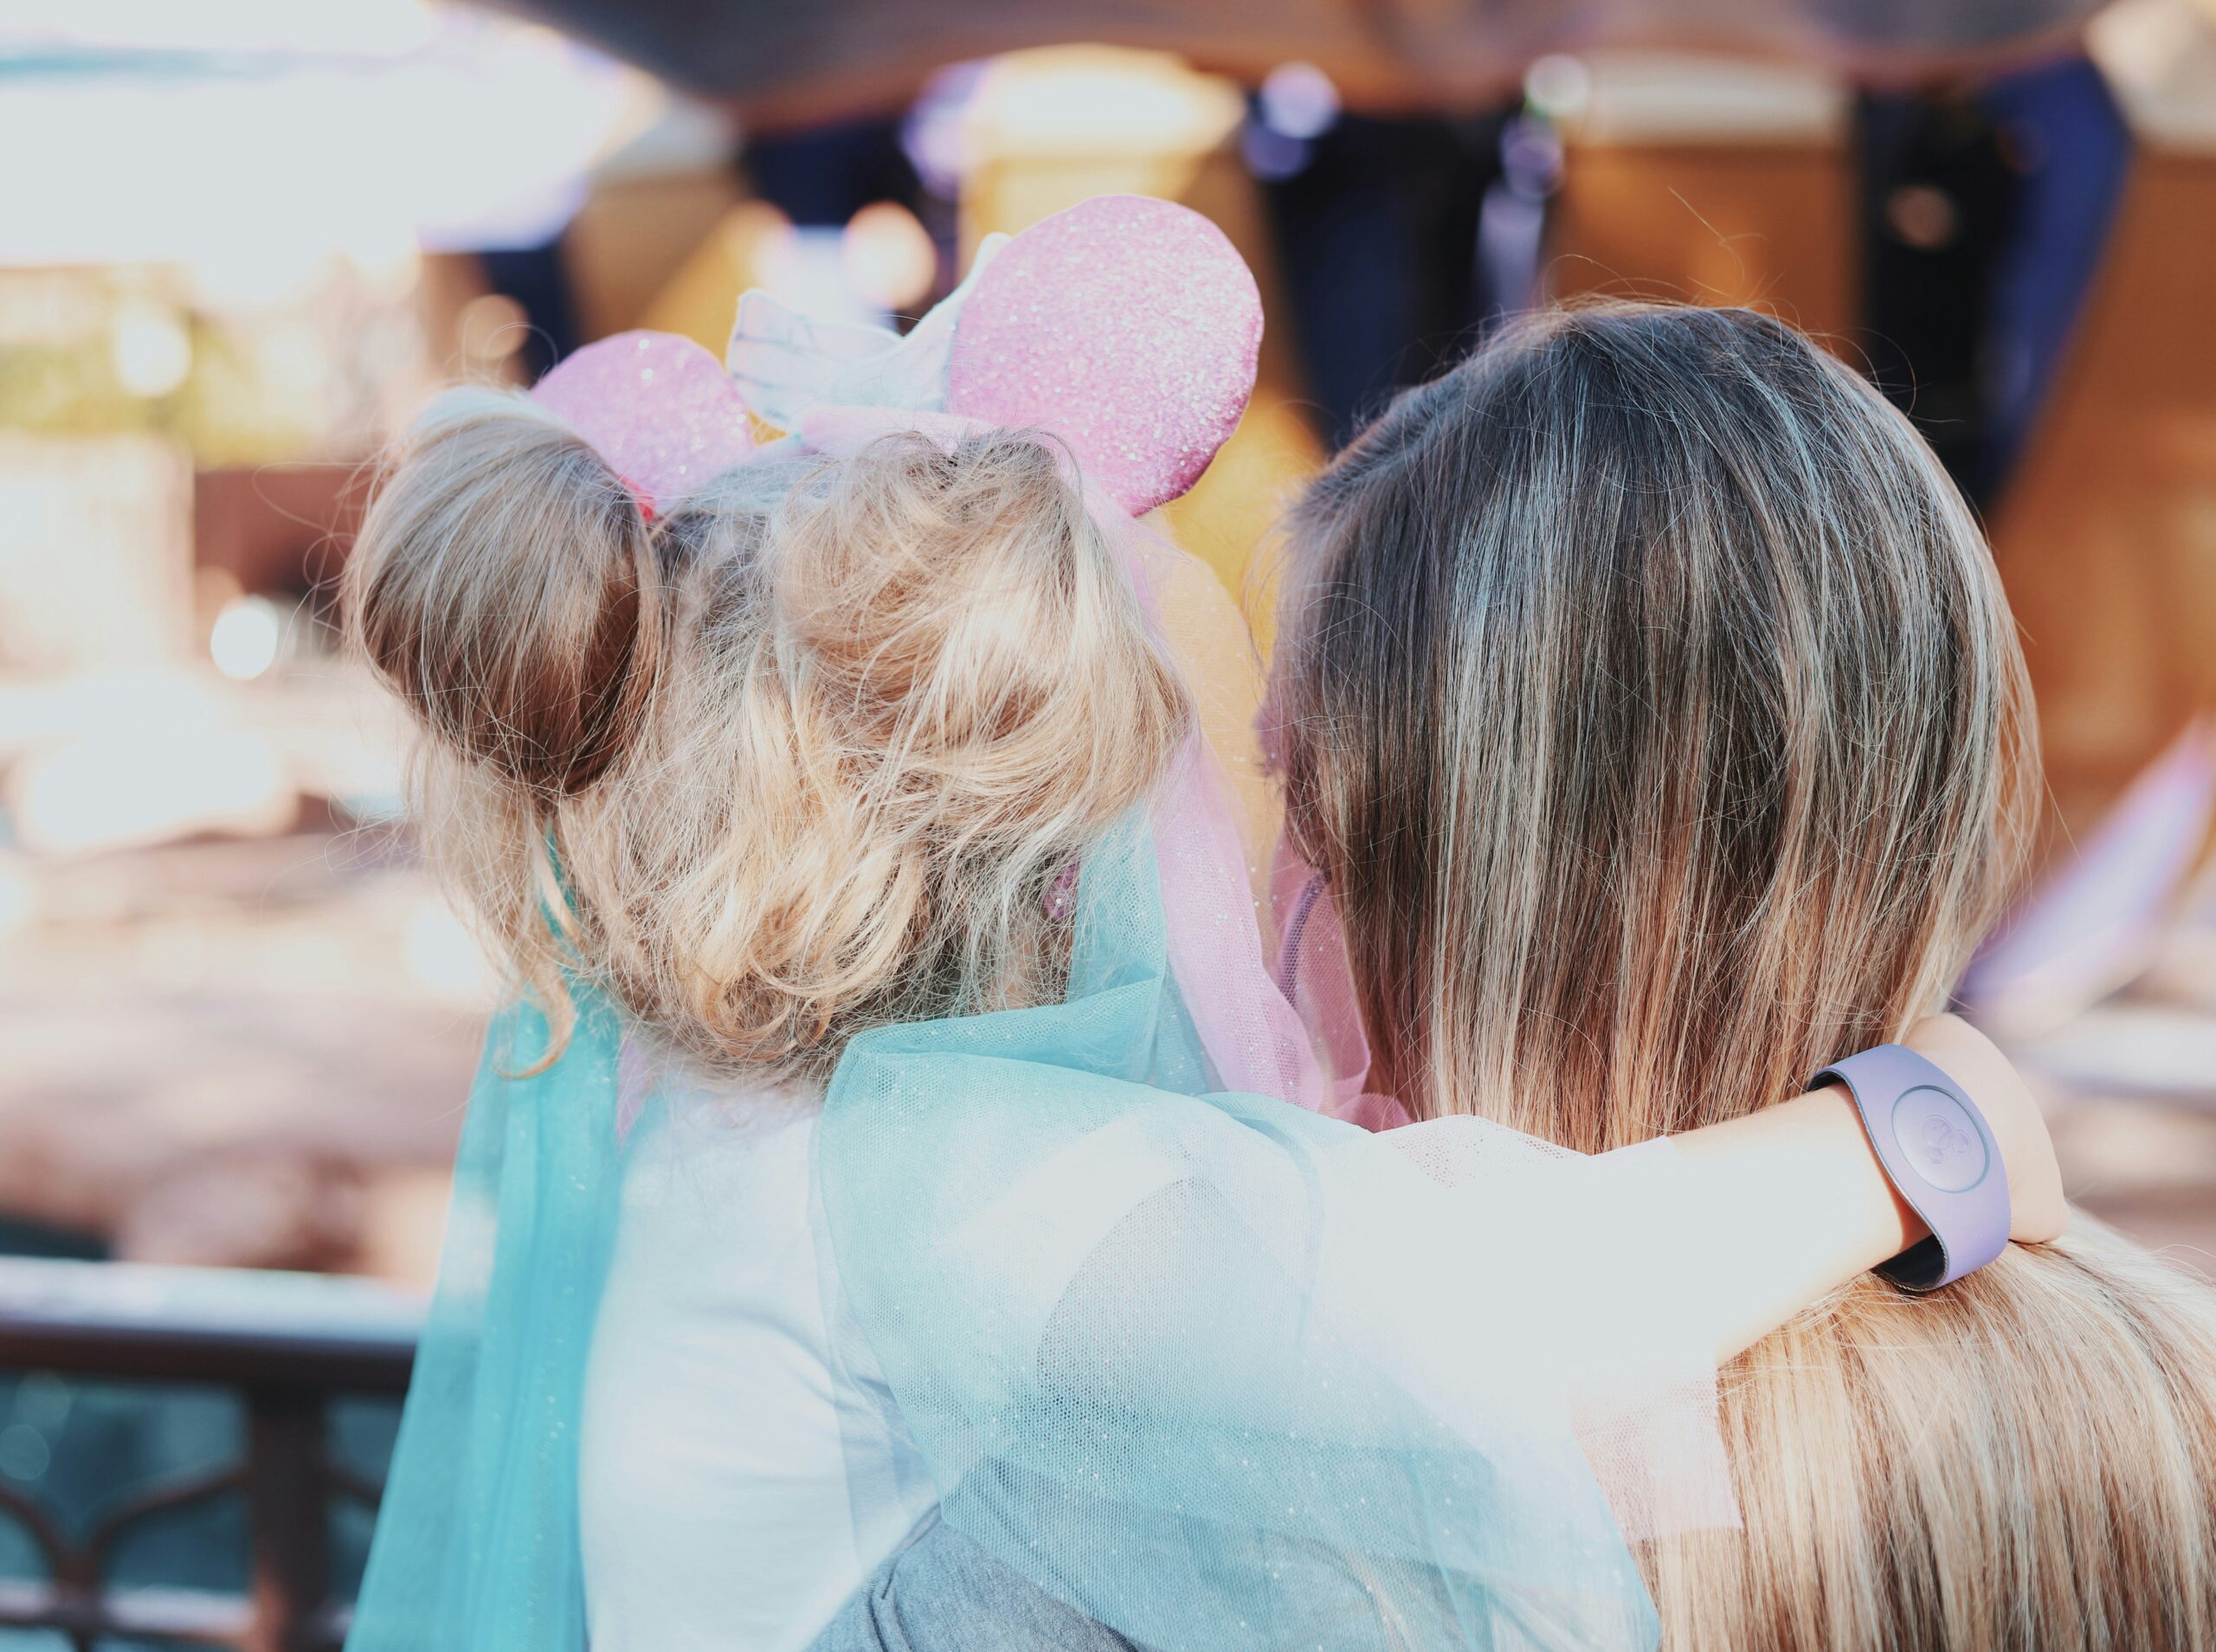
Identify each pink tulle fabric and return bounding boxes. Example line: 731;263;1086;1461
797;406;1380;1129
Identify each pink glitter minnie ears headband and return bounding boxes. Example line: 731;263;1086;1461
528;195;1265;517
548;207;1414;1176
529;331;753;521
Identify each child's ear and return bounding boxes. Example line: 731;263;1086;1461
946;195;1263;517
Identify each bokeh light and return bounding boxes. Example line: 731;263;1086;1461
108;304;195;400
842;202;937;311
208;596;284;682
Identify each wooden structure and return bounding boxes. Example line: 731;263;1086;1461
1988;1;2216;834
1548;25;2216;845
0;1260;416;1652
1548;54;1856;338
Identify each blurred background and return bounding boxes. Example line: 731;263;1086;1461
2;0;2214;1644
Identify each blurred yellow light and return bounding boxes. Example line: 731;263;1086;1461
966;47;1246;164
635;200;791;351
842;202;937;311
109;302;193;398
209;595;283;681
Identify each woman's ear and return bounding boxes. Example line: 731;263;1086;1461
946;194;1262;516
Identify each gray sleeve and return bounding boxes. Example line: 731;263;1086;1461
811;1515;1143;1652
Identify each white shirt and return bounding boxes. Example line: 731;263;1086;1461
579;1079;937;1651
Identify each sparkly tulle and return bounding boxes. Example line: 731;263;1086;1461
346;993;622;1649
809;817;1676;1650
346;803;1738;1650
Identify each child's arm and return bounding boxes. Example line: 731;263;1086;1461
1665;1014;2065;1362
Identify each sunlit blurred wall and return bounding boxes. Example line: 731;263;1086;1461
567;164;750;344
1994;0;2216;836
0;436;191;674
1547;53;1854;337
0;8;667;704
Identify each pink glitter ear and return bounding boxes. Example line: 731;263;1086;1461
946;196;1262;516
531;330;754;518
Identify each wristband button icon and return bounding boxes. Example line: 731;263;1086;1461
1892;1086;1990;1193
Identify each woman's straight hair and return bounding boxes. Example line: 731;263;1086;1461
1272;301;2216;1649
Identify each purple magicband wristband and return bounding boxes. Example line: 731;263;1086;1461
1812;1043;2011;1290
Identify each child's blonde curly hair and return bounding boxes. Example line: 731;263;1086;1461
347;390;1192;1073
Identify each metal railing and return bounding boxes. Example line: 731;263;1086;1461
0;1258;421;1652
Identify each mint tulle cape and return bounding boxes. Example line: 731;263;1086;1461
345;810;1681;1651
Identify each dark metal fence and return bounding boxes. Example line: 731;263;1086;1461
0;1259;420;1652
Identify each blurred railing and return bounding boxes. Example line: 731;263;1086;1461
0;1259;420;1652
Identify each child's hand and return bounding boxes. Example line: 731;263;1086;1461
1667;1017;2065;1360
1902;1013;2067;1245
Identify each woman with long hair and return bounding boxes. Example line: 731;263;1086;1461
1264;300;2216;1648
